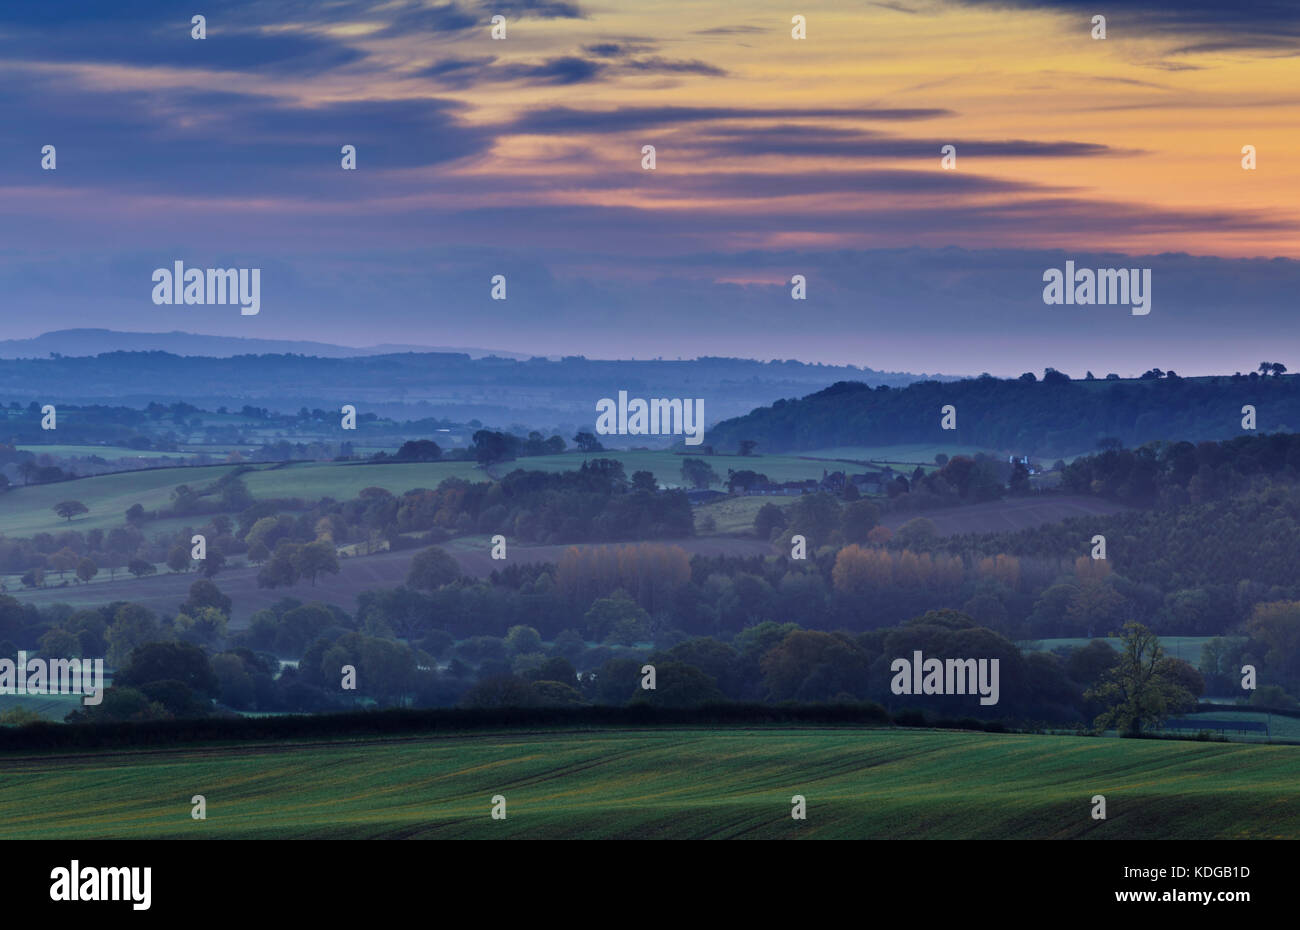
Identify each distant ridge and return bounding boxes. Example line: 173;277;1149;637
0;329;534;360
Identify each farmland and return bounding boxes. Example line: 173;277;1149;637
485;450;863;487
696;493;1131;541
0;727;1294;839
0;460;486;537
796;444;994;466
17;444;182;460
4;536;775;626
0;447;1085;541
881;495;1128;536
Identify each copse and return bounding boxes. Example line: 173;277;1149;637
407;546;461;591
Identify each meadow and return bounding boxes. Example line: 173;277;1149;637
797;444;993;466
0;727;1294;839
4;536;775;626
1;464;241;536
17;444;182;460
0;460;486;537
1031;636;1213;665
494;450;860;487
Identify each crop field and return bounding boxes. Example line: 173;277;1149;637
0;460;487;538
500;450;867;487
240;460;485;499
694;495;788;536
0;727;1294;839
796;444;994;465
1;447;1096;540
1148;712;1300;743
0;464;241;536
17;444;183;460
4;537;774;625
882;495;1128;536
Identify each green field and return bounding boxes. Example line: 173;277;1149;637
1030;636;1214;665
797;444;995;465
695;495;789;535
17;444;184;460
0;460;487;537
503;450;853;488
0;727;1295;839
0;465;241;536
1150;711;1300;743
0;693;87;722
240;460;485;500
1;446;963;540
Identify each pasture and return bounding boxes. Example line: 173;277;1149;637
0;727;1294;839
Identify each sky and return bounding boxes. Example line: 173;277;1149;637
1;0;1298;377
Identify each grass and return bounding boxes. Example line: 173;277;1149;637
695;495;789;535
1030;636;1214;664
1148;711;1300;743
17;444;183;460
505;450;852;487
0;460;487;538
0;445;978;539
240;460;485;500
0;727;1294;839
0;693;87;722
0;464;241;536
796;444;995;465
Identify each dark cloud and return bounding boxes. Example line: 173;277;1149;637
502;56;605;83
419;55;606;86
421;51;725;87
0;0;374;74
508;106;953;133
652;169;1061;196
621;56;727;76
947;0;1300;53
368;1;481;35
584;43;633;57
692;26;766;35
492;0;586;18
0;81;491;196
691;126;1135;159
1166;38;1300;56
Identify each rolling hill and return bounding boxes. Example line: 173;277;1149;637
0;727;1294;839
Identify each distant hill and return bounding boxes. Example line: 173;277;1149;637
708;373;1300;457
0;329;531;361
0;346;953;430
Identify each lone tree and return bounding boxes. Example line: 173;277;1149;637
573;431;604;453
295;540;340;587
407;546;461;592
680;457;718;490
1086;621;1196;736
53;500;88;522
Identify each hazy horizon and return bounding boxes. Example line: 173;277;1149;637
1;1;1296;377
